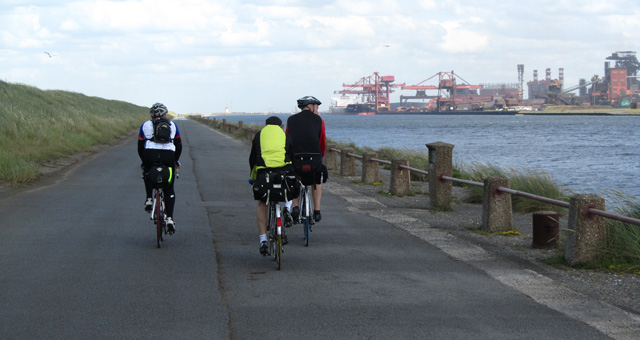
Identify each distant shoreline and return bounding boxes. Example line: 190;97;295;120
196;109;640;117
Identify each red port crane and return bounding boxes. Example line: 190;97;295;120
401;71;483;111
336;72;402;112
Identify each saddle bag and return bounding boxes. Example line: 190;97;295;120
292;153;323;174
145;165;171;188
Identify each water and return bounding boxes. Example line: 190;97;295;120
216;114;640;199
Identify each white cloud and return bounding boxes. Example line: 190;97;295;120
437;21;489;53
1;0;639;113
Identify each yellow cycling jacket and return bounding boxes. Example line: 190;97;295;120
249;124;292;181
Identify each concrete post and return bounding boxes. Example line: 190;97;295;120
390;159;410;196
426;142;454;210
362;152;379;184
565;194;607;265
340;148;356;176
482;176;514;233
238;121;244;129
325;144;338;170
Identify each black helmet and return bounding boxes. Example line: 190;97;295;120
150;102;168;118
297;96;322;109
265;116;282;126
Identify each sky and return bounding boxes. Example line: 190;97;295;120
1;0;639;114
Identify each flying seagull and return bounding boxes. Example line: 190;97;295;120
44;52;57;58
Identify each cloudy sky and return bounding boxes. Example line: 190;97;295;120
1;0;638;114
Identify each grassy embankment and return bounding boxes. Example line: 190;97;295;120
0;80;149;185
198;117;639;273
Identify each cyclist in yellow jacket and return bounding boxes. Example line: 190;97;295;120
249;116;294;255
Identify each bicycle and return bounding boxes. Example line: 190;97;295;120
266;200;286;270
150;186;166;248
145;164;177;248
297;183;314;247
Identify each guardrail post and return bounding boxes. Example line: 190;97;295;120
390;159;410;196
565;194;606;265
340;148;356;176
482;176;513;233
362;152;379;184
325;145;338;170
426;142;454;210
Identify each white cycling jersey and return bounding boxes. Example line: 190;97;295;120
139;120;179;151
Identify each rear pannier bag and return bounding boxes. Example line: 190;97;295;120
253;169;300;203
145;165;172;188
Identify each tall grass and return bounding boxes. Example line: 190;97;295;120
458;162;571;214
597;191;640;272
0;80;149;184
327;139;570;213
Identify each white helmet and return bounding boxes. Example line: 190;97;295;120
150;102;168;118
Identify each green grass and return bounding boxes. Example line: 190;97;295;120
0;80;149;184
595;190;640;273
327;139;571;213
457;162;571;214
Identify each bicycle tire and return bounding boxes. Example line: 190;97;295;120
155;190;164;248
302;187;310;247
276;234;282;270
304;216;310;247
268;202;276;260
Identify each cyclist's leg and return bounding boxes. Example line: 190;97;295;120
257;200;269;255
164;170;176;219
257;200;268;236
312;184;322;211
312;171;322;222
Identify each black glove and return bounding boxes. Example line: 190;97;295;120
322;165;328;183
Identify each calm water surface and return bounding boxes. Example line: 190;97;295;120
217;114;640;199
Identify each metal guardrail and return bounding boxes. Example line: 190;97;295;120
334;148;640;227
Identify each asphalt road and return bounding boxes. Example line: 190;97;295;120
0;118;619;339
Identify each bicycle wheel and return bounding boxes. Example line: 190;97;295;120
276;234;282;270
273;202;283;270
268;202;276;260
155;189;164;248
303;187;310;247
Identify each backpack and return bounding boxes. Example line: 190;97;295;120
152;118;172;143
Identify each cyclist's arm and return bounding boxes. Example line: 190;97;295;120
319;119;326;157
285;134;294;161
173;136;182;163
249;131;260;171
137;124;147;160
173;125;182;163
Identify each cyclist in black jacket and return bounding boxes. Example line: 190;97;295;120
285;96;328;223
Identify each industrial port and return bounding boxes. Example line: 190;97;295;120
329;51;640;115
